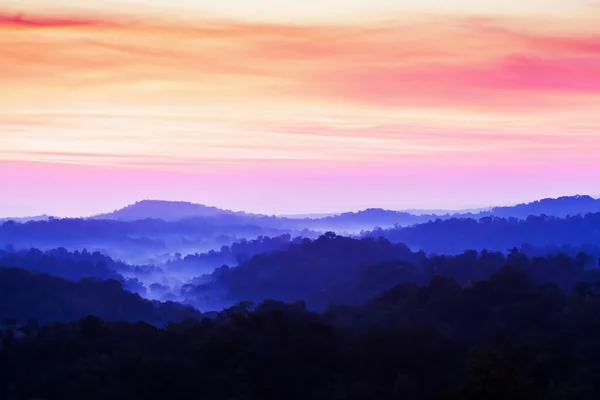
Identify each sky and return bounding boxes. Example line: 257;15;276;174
1;0;599;216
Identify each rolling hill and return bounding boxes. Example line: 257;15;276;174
92;200;250;221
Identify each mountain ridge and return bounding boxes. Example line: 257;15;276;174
88;194;599;221
4;195;599;227
91;199;251;221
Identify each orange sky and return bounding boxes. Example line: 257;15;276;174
1;2;599;216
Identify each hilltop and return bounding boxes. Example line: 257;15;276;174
92;200;249;221
488;195;600;219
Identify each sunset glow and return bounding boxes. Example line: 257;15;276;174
1;0;599;216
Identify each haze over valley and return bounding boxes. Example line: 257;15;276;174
3;194;600;311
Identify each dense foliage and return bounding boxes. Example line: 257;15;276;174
0;246;155;293
0;266;201;326
182;233;600;311
4;265;600;399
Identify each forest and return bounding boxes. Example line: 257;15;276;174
3;263;600;399
183;233;599;310
366;213;600;254
2;195;600;398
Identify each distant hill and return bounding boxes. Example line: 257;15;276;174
296;209;436;231
312;195;600;223
487;195;600;219
87;195;600;231
92;200;249;221
366;210;600;254
278;212;341;219
286;195;600;232
0;214;50;223
403;207;491;215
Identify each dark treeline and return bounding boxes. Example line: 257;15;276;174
367;213;600;254
519;243;600;260
5;266;600;399
183;234;599;310
0;266;202;326
0;246;123;281
0;246;155;293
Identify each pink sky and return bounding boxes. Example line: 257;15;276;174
1;1;599;216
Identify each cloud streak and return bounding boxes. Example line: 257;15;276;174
1;8;600;214
0;12;112;28
2;11;599;111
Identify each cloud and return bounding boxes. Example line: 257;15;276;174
2;11;599;113
1;10;599;174
308;55;600;112
0;12;111;28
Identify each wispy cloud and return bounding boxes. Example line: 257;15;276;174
1;9;599;182
0;12;112;28
2;11;599;111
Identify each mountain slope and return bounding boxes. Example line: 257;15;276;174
488;195;600;219
92;200;249;221
298;195;600;231
0;266;202;325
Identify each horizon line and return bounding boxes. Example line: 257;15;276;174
1;193;598;221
